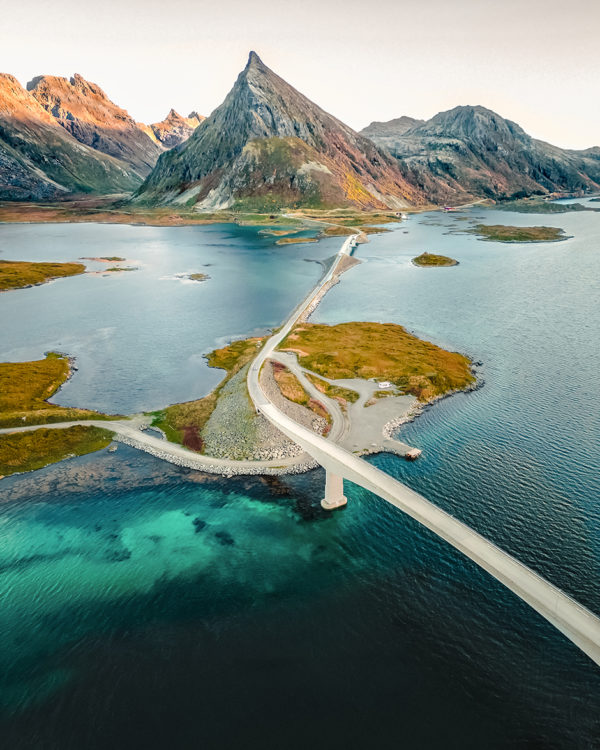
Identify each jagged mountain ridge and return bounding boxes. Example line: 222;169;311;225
135;52;426;210
149;109;204;149
28;74;194;178
361;105;600;202
0;73;139;200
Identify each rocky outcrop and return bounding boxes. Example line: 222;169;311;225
149;109;205;149
0;73;139;200
134;52;428;210
361;105;600;203
361;116;424;142
27;73;164;178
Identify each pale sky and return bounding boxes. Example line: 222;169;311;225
1;0;598;149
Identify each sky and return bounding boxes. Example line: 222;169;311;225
0;0;598;149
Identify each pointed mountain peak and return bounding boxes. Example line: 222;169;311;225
246;51;263;69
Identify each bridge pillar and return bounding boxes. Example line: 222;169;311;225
321;471;347;510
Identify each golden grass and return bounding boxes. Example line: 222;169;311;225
280;322;474;402
0;352;116;428
0;425;113;476
152;337;265;449
0;260;85;291
305;373;359;405
275;236;319;245
412;252;458;267
271;362;331;423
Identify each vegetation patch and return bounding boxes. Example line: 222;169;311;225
188;272;209;282
412;252;458;267
469;224;568;242
0;352;117;428
151;337;265;450
105;266;137;272
495;198;598;214
275;236;319;245
0;425;113;476
0;260;85;291
280;322;474;402
271;362;331;422
305;372;359;405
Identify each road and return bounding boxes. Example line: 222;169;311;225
246;234;600;667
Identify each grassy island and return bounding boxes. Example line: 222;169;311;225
469;224;568;242
0;425;113;477
275;236;319;245
279;322;473;401
0;259;85;291
0;352;118;428
0;352;119;476
412;252;458;267
188;272;209;282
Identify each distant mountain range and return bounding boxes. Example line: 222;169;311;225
0;55;598;206
360;106;600;203
0;72;203;200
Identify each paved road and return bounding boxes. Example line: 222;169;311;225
247;234;600;667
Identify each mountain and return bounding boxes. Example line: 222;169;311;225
134;52;426;210
361;116;424;143
27;73;164;178
361;105;600;203
149;109;205;149
0;73;139;200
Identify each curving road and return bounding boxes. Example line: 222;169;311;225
247;234;600;667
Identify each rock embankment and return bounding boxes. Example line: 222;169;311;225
201;363;304;462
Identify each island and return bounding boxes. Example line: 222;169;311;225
412;252;458;267
0;352;117;475
469;224;568;242
0;259;85;291
188;272;210;282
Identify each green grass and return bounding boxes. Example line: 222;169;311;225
495;199;597;214
469;224;568;242
412;252;458;267
0;260;85;291
0;425;114;476
280;322;474;402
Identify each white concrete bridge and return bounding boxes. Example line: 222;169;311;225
247;232;600;667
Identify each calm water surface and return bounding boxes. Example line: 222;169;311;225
0;210;599;748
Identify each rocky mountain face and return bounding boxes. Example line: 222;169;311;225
149;109;205;149
134;52;426;210
361;105;600;203
0;73;139;200
28;74;165;178
361;116;424;142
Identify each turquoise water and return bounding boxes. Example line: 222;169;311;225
1;213;599;747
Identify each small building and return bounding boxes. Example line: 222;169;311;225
378;381;392;389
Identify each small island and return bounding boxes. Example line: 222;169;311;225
105;266;137;272
189;272;209;282
0;259;85;291
412;252;458;267
469;224;568;242
276;236;319;245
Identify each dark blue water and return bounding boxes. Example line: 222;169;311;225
1;213;599;748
